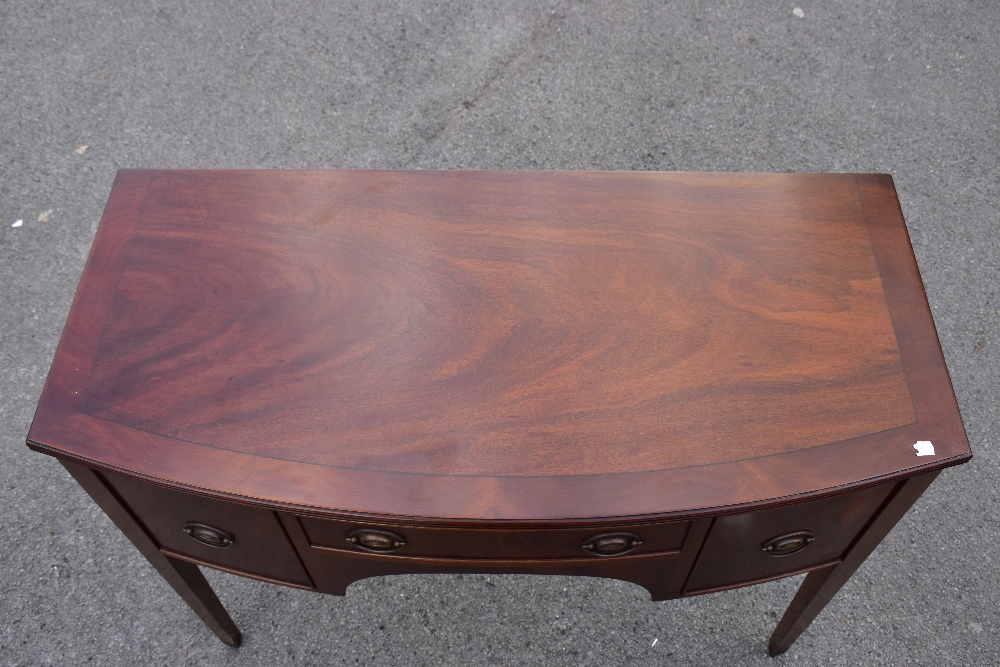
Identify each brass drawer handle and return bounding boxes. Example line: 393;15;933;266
183;522;235;548
582;532;643;557
761;531;815;557
346;528;407;553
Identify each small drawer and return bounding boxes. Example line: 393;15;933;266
103;472;312;588
684;482;896;594
297;515;692;561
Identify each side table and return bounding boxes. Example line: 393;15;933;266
28;170;971;655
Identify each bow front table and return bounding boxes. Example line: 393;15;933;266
27;170;971;655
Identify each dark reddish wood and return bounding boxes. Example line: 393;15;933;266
684;482;895;594
664;518;713;599
768;471;939;656
81;171;912;478
278;511;687;599
60;460;242;647
856;176;968;446
298;515;690;560
103;471;313;587
28;171;969;521
29;171;971;653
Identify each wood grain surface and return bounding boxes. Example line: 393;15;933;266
28;170;970;520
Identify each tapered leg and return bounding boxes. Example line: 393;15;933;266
61;460;241;647
768;471;939;656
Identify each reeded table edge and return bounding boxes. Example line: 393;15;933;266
27;439;971;525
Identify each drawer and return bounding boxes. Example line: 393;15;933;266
684;482;896;594
298;544;690;599
297;515;692;561
103;472;312;588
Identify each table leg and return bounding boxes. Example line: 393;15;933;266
60;460;242;647
768;471;939;656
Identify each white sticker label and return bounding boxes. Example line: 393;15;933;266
913;441;935;457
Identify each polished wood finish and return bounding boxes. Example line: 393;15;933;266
28;170;970;654
28;170;969;520
60;461;242;647
684;482;896;594
278;511;691;600
298;515;690;560
768;471;940;656
103;471;313;587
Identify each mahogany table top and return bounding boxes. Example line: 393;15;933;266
28;170;970;521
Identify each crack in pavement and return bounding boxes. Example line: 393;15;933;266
417;6;569;159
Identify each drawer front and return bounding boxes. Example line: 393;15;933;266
298;515;692;561
285;527;689;599
684;482;896;594
104;472;312;587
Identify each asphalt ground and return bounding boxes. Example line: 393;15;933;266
1;1;997;665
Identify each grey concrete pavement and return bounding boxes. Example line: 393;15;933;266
1;1;997;665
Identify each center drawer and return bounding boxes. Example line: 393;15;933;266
297;515;692;561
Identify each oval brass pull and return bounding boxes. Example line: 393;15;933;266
761;531;815;557
582;532;642;557
346;528;407;553
183;522;235;548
